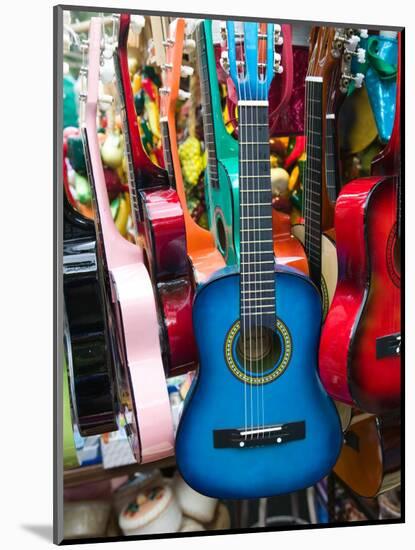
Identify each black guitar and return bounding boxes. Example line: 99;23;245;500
63;190;118;436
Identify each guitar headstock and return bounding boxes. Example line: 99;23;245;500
220;21;282;101
78;17;113;126
158;18;194;118
308;27;365;100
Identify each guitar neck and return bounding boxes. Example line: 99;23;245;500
116;14;168;191
239;102;275;330
304;76;323;288
160;117;176;187
196;21;220;189
325;113;339;203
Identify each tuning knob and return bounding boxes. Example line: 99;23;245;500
183;38;196;53
99;94;114;104
353;73;365;88
100;59;114;84
220;50;229;72
180;65;194;78
347;34;360;52
356;47;366;64
360;28;369;39
178;89;191;101
130;15;145;34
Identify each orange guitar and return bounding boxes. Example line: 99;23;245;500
156;17;225;283
334;411;401;498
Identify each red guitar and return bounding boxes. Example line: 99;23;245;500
114;13;197;375
318;34;401;415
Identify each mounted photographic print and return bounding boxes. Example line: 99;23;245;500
54;4;404;544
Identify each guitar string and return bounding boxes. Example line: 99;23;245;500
258;24;264;437
242;25;254;440
250;22;260;439
234;22;248;440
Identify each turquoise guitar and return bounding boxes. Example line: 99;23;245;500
175;21;342;499
196;20;239;266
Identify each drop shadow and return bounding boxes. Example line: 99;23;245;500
21;524;53;542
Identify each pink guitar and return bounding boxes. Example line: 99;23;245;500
81;17;174;463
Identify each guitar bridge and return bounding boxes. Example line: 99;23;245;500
213;421;305;449
376;333;401;359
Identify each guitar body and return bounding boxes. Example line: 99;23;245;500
176;267;342;498
291;225;337;318
110;261;175;463
319;175;400;414
63;197;118;436
206;158;239;265
334;414;401;498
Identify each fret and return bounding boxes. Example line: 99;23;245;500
242;295;275;301
241;270;275;276
241;288;275;293
240;310;275;316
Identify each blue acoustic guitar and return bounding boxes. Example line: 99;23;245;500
196;20;239;266
175;21;342;499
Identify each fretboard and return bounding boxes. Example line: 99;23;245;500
81;127;111;289
160;118;175;187
196;22;219;189
239;103;275;331
113;51;142;230
304;77;323;288
325;113;339;203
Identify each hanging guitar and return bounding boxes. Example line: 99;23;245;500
318;33;401;415
114;13;197;374
153;17;226;284
292;27;365;318
197;20;307;274
81;17;174;464
175;21;342;499
333;410;401;498
63;154;118;436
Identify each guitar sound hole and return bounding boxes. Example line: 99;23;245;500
236;326;282;374
216;216;227;256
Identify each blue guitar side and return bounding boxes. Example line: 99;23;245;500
175;266;342;499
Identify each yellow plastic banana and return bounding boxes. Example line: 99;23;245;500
115;192;131;237
132;73;141;95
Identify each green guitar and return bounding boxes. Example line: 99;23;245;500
196;20;239;266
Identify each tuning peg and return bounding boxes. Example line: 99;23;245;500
100;58;115;84
274;24;283;46
220;50;229;73
130;15;145;34
178;89;191;101
162;38;175;48
180;65;194;78
356;47;366;64
347;34;360;52
99;94;114;111
353;72;365;88
183;38;196;53
274;64;284;74
360;29;369;38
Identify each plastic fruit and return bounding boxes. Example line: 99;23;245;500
74;172;91;205
271;167;289;197
179;136;204;186
101;133;124;169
